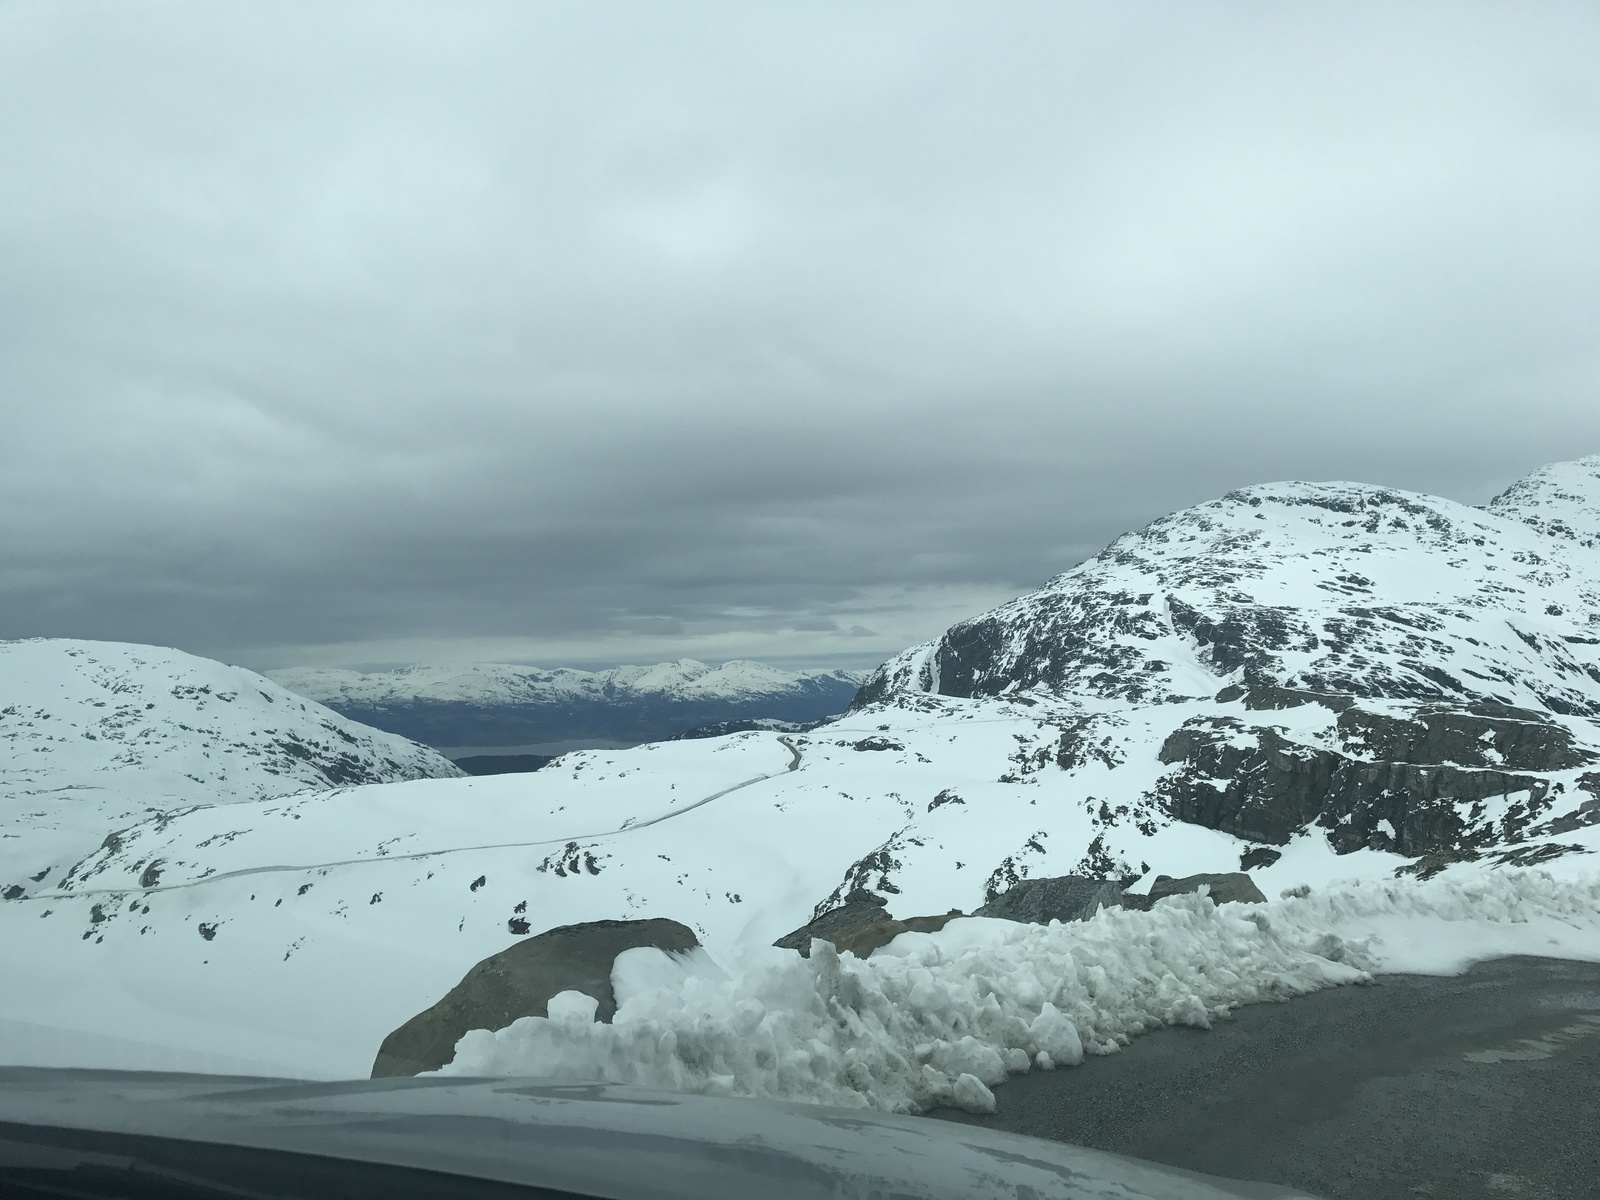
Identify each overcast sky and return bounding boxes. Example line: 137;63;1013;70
2;1;1597;674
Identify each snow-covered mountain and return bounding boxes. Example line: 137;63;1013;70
858;460;1600;712
2;460;1598;1086
0;639;463;888
267;659;866;749
844;458;1600;874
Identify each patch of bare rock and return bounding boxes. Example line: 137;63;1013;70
371;917;698;1077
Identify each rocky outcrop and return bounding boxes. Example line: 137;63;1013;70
1540;773;1600;835
774;888;962;958
371;917;698;1078
1150;701;1594;859
974;875;1129;924
1121;872;1267;911
1335;702;1591;772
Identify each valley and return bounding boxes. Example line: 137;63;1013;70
2;457;1598;1115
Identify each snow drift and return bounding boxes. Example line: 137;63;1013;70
440;871;1600;1113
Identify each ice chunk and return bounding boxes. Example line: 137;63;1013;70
546;990;600;1024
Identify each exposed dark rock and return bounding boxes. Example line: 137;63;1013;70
774;887;902;958
1239;846;1282;870
853;588;1177;708
809;834;911;914
370;917;698;1078
1489;842;1591;868
774;891;964;958
900;911;965;935
1167;600;1313;688
1336;703;1590;772
1395;846;1482;881
1056;715;1126;771
1152;710;1577;857
1215;683;1356;713
1122;872;1267;911
975;875;1128;925
851;736;903;752
1534;790;1600;836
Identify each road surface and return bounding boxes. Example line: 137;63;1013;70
930;956;1600;1200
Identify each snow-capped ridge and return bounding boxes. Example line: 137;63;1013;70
271;658;866;707
267;657;867;750
858;460;1600;717
1487;454;1600;547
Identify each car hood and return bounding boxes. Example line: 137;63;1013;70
0;1067;1322;1200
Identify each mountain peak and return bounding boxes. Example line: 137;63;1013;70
859;459;1600;716
1487;455;1600;547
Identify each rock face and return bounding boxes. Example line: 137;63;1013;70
773;888;962;958
371;918;698;1078
1154;695;1591;861
1122;872;1267;911
975;875;1129;924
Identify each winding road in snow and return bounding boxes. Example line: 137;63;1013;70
934;955;1600;1200
22;736;809;902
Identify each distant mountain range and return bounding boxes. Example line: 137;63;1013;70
266;659;867;751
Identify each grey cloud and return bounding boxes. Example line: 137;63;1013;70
2;1;1597;672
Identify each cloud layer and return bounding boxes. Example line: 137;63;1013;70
3;1;1597;670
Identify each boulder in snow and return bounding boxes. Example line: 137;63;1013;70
774;888;962;958
1122;872;1267;911
975;875;1129;924
371;917;698;1077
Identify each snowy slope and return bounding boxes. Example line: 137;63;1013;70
1489;455;1600;547
267;659;867;748
0;639;463;888
3;461;1599;1094
858;460;1600;715
5;696;1599;1082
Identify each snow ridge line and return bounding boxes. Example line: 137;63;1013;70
18;740;807;902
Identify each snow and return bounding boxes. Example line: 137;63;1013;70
3;458;1599;1106
437;870;1600;1114
0;639;461;885
1488;454;1600;546
7;665;1594;1090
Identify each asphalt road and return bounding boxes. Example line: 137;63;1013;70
928;956;1600;1200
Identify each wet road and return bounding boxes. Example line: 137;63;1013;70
929;957;1600;1200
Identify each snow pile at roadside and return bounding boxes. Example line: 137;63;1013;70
439;871;1600;1115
